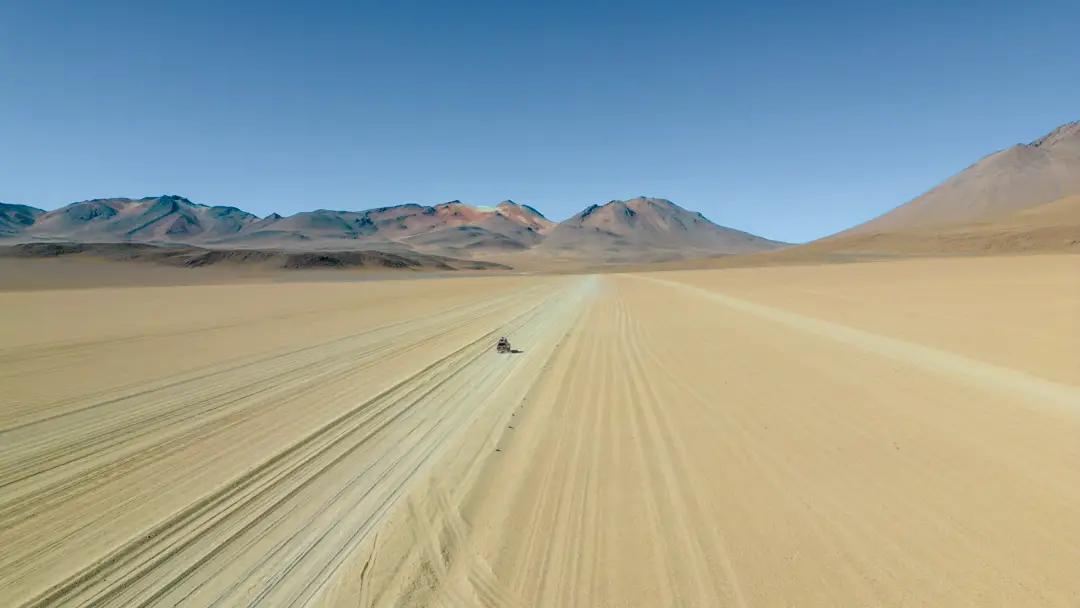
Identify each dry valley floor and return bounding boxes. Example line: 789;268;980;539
1;255;1078;607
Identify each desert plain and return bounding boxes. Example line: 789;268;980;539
1;253;1079;607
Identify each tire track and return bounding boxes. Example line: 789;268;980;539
610;290;681;608
627;305;886;604
11;263;1078;607
617;282;748;607
620;277;959;604
20;326;486;606
615;274;1080;606
494;312;590;604
536;311;600;608
2;279;581;607
33;291;555;607
632;275;1080;411
624;274;1077;605
0;285;552;538
314;277;597;608
0;284;547;435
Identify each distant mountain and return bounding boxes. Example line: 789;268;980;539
1;194;781;262
491;200;552;233
1;196;553;252
24;196;260;242
844;120;1080;234
406;201;553;252
540;197;786;261
0;203;45;235
209;199;554;253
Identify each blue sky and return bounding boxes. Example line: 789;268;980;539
2;0;1077;243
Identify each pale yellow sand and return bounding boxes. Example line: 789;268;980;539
2;256;1078;607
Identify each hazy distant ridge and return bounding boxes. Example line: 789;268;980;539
0;195;785;260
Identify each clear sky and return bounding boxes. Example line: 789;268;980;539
2;0;1077;243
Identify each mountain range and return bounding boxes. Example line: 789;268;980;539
4;119;1077;268
0;196;787;261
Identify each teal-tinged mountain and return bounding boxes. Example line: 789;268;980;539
0;195;786;260
0;203;46;235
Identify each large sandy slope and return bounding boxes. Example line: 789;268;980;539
1;255;1078;607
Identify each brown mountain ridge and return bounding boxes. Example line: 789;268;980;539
643;119;1080;270
541;197;785;262
0;196;785;262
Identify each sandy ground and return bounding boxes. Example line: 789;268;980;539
2;255;1079;607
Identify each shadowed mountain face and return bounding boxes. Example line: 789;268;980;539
0;203;45;235
540;197;787;260
844;120;1080;234
3;194;778;262
25;196;261;242
216;200;555;252
5;196;558;253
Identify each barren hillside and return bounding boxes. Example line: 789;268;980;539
2;195;782;265
801;194;1080;256
0;203;44;235
541;197;787;262
26;196;260;242
845;120;1080;234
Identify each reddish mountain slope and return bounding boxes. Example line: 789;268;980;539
541;197;786;260
26;196;260;242
4;194;781;263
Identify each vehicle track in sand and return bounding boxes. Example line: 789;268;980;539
324;268;1080;608
0;277;590;606
4;256;1079;607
